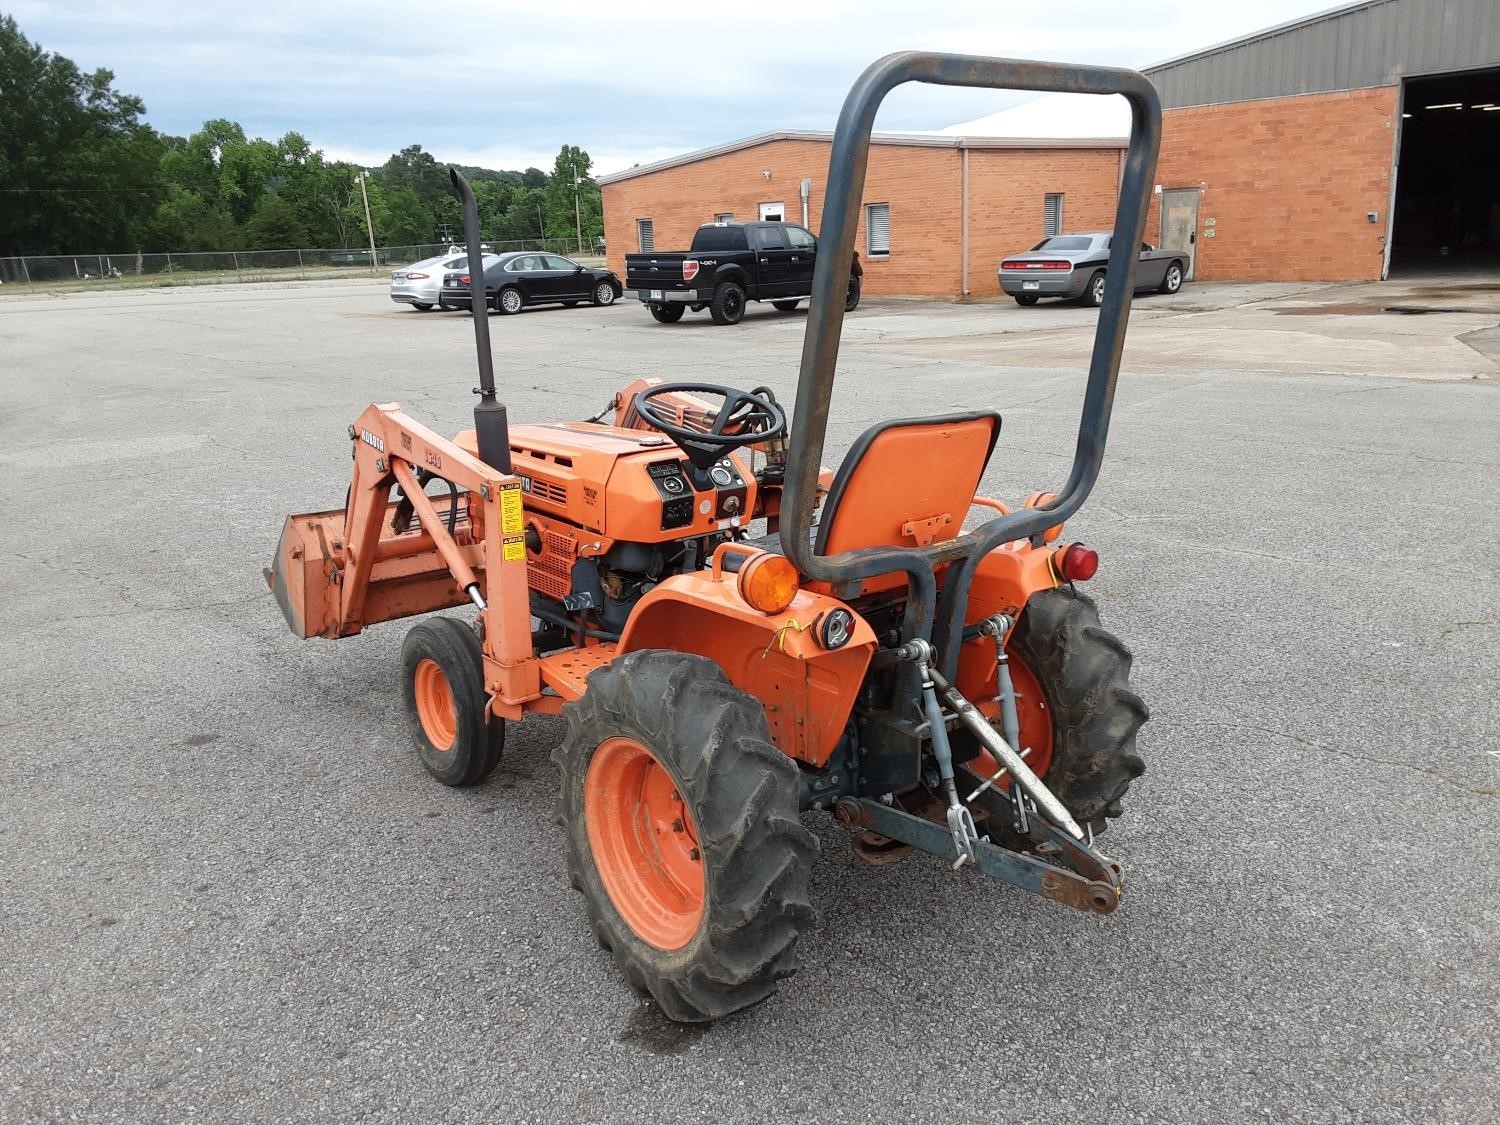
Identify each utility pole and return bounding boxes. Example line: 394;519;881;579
571;160;584;255
537;203;545;244
357;171;378;272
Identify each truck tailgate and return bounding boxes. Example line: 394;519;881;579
625;253;694;292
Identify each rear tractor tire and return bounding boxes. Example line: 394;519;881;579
1003;588;1147;833
555;650;817;1022
400;617;503;786
649;304;685;324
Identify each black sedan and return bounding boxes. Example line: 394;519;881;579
440;252;622;314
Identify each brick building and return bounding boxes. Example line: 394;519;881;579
600;0;1499;293
600;135;1126;299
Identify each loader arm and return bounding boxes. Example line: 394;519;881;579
268;402;540;711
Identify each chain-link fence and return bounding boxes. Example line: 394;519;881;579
0;237;606;291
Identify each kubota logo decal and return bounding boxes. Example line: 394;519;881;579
360;429;384;453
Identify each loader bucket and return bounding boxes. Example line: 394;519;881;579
265;508;345;639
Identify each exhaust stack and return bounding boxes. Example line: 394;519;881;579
449;167;511;473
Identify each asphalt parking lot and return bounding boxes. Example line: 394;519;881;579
2;277;1497;1124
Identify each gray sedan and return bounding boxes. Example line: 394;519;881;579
390;250;497;311
999;232;1187;307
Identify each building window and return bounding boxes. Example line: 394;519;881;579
713;212;734;223
1043;193;1064;237
865;202;890;257
637;219;654;253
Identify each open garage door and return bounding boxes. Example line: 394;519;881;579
1390;68;1500;275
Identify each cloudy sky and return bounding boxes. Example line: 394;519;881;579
12;0;1342;175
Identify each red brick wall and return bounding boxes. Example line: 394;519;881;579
604;87;1399;296
966;148;1124;298
1150;86;1398;282
602;139;1123;298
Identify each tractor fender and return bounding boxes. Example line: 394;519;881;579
617;571;876;767
954;540;1066;704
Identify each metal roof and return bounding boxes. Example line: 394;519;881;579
596;129;1125;185
1143;0;1500;108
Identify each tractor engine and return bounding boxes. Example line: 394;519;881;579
502;419;760;639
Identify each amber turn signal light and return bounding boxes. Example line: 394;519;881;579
738;554;800;615
1059;543;1099;582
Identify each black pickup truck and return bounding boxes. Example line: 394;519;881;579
625;220;861;325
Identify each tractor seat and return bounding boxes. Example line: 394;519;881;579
737;412;1001;594
815;411;1001;593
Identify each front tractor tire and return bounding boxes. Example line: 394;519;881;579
1006;588;1148;833
400;617;503;786
555;651;817;1022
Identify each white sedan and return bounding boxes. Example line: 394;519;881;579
390;250;496;311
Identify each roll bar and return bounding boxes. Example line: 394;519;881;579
778;52;1162;671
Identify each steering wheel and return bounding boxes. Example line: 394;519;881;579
633;382;787;471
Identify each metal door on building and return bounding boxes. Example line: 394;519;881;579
1160;188;1201;279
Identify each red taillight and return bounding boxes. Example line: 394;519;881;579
1059;544;1099;582
460;275;471;285
682;259;700;281
1001;260;1071;271
405;272;428;280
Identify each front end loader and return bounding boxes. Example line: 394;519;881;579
269;51;1159;1021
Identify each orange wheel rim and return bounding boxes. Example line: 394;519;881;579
1008;652;1054;780
976;652;1055;789
413;658;457;752
583;737;705;951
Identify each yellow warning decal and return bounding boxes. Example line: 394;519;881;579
502;534;526;562
499;484;524;534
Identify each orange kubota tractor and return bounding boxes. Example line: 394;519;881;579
269;53;1159;1022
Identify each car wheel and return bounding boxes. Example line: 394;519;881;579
709;281;746;325
497;287;523;315
1159;261;1184;294
412;302;434;312
844;276;861;312
1084;270;1107;308
438;301;452;311
593;281;617;307
650;304;685;324
1013;294;1039;307
771;299;800;312
563;301;579;307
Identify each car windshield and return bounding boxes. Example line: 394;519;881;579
1029;236;1096;253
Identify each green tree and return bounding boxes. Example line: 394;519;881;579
147;185;239;251
244;193;309;249
542;145;602;251
0;15;165;255
376;186;431;246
